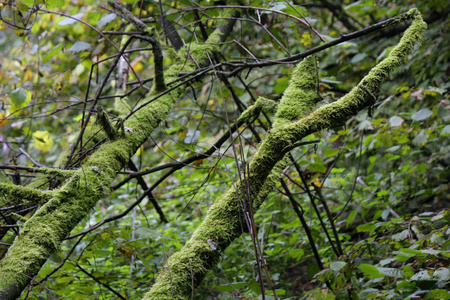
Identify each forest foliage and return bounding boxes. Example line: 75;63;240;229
0;0;449;299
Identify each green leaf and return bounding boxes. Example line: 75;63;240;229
135;228;157;239
411;108;433;121
351;53;368;63
288;248;304;261
412;130;429;146
43;44;63;62
301;32;311;46
420;249;441;256
32;131;54;152
93;249;110;256
403;265;415;278
357;222;375;233
426;289;450;300
434;268;450;282
215;282;246;292
270;3;287;12
395;248;420;262
9;87;28;106
411;270;432;281
21;0;34;6
283;5;308;18
87;12;102;25
345;0;374;12
274;77;289;94
346;210;357;227
324;148;340;157
45;0;64;8
358;264;384;279
359;288;379;299
330;261;346;271
309;163;327;173
97;13;116;28
379;258;396;266
68;41;91;53
441;125;450;136
249;278;262;295
176;0;192;6
378;267;402;278
274;289;286;295
389;116;404;127
330;168;345;173
57;13;83;26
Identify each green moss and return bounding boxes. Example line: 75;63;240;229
238;97;278;123
0;183;53;204
96;106;119;140
274;55;319;128
275;8;426;146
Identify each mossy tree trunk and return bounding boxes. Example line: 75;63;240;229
0;12;237;300
144;9;426;300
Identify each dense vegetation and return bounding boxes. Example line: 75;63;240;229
0;0;448;299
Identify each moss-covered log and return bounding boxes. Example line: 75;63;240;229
0;12;237;300
144;9;426;300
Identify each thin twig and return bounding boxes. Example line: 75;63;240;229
75;263;126;300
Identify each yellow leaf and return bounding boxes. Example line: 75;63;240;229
24;69;33;81
301;32;311;46
117;245;134;258
306;173;320;185
135;145;144;156
32;131;54;153
313;179;323;188
14;29;25;37
0;112;7;127
133;62;144;72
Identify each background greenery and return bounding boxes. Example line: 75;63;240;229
0;0;448;299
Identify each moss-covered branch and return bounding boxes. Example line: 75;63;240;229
145;48;320;300
0;11;237;300
238;96;278;123
0;183;53;205
144;9;426;299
